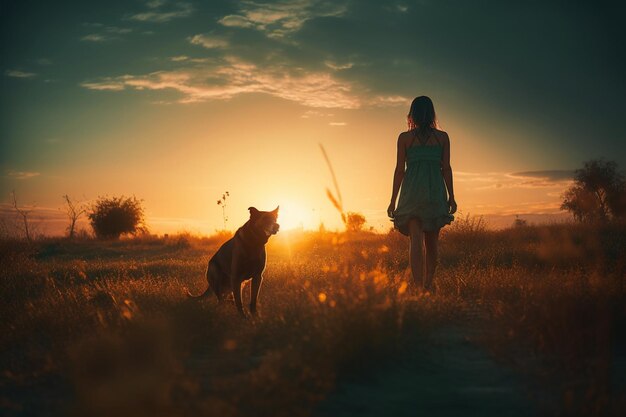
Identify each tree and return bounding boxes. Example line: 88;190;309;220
62;194;86;239
10;190;32;241
88;195;146;239
345;212;366;232
561;159;626;223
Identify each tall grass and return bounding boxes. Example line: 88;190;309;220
0;223;625;416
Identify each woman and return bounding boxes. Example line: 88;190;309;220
387;96;457;293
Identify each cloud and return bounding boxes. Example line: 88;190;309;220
81;25;132;42
218;15;254;28
189;34;229;49
218;0;348;38
301;110;334;118
128;1;193;22
81;34;111;42
396;4;408;13
81;57;409;109
5;69;36;78
6;170;40;180
80;80;127;91
146;0;166;8
456;170;574;191
324;60;354;70
478;201;565;216
329;122;347;126
454;172;504;182
509;170;575;181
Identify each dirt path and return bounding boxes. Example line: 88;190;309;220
315;319;534;417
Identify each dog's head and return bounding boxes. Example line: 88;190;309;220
248;206;280;237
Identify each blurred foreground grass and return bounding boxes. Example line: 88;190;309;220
1;222;625;416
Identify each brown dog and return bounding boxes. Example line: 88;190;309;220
187;206;279;316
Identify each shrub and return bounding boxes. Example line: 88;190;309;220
345;212;366;232
88;196;146;239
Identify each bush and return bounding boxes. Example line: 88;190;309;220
88;196;145;239
345;212;366;232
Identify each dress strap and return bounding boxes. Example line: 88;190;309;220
417;129;434;146
409;131;417;148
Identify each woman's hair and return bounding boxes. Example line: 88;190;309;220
407;96;437;137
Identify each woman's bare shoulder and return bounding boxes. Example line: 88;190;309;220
397;130;412;145
434;129;450;142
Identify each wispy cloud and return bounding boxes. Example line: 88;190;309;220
218;15;254;29
81;24;132;42
324;60;354;71
329;122;347;126
146;0;167;8
189;34;229;49
301;110;334;118
5;69;36;78
81;80;126;91
456;170;574;190
81;57;408;109
81;34;111;42
218;0;348;38
6;170;40;180
128;1;193;23
509;170;575;181
479;201;565;216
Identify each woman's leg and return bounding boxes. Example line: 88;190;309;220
408;219;425;288
423;229;440;292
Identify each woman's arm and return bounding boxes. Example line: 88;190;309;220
388;134;406;217
441;132;457;214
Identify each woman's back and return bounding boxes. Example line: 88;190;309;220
393;127;452;235
402;128;446;149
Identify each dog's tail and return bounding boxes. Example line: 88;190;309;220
186;286;212;299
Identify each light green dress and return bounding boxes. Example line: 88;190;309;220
393;143;454;235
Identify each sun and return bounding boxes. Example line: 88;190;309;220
275;200;313;230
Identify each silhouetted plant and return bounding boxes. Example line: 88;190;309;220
10;190;33;241
561;159;626;222
513;215;528;228
62;194;86;239
346;212;366;232
88;195;145;239
319;143;347;225
217;191;229;229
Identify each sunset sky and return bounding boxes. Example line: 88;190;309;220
1;0;625;235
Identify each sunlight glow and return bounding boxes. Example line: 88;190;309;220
275;200;313;230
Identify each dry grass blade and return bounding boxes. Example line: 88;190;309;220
325;188;346;224
320;144;346;225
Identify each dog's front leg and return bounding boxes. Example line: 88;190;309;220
230;249;246;317
250;273;263;315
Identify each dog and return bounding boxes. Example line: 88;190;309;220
187;206;279;316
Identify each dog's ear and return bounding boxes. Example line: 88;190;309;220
248;207;260;218
272;206;279;215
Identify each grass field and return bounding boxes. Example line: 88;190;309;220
1;221;625;416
